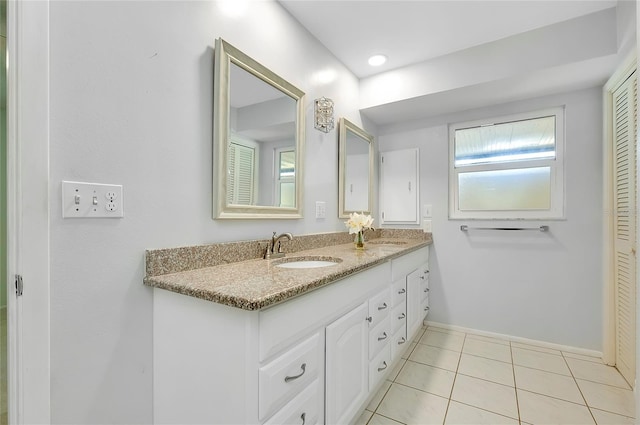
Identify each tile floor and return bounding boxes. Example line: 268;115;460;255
356;325;636;425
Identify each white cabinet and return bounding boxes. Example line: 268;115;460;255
407;262;430;339
325;302;369;425
152;246;430;425
259;333;322;420
380;148;419;224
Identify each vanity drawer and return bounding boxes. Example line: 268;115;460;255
391;302;407;333
420;280;429;302
263;378;322;425
259;332;322;421
391;325;408;362
391;278;407;307
422;296;430;319
368;288;391;328
369;344;391;392
369;316;391;360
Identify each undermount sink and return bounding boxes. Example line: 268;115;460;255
368;240;408;245
274;256;342;269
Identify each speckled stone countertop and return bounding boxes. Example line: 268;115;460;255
144;230;432;311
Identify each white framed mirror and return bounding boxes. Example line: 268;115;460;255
338;118;374;218
213;38;305;219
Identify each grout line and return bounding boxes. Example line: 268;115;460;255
510;341;522;424
442;331;466;424
560;351;597;424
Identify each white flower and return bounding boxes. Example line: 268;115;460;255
345;212;374;234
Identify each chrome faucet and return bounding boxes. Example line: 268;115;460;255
264;232;293;259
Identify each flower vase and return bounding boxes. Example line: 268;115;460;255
354;231;365;250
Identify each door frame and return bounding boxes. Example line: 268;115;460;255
6;0;51;423
602;51;637;369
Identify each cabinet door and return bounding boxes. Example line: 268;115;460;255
325;302;368;425
406;268;423;340
380;148;419;224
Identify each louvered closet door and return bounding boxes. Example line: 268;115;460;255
612;71;637;386
227;142;256;205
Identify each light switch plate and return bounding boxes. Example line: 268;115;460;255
423;219;432;232
423;204;433;218
62;181;124;218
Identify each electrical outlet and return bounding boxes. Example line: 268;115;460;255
62;181;124;218
423;219;432;233
315;201;326;219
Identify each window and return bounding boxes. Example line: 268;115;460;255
275;148;295;208
449;107;564;219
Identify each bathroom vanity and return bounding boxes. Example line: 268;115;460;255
145;231;431;424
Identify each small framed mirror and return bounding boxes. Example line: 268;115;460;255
338;118;374;218
213;38;305;219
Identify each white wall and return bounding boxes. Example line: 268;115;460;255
48;1;363;422
378;87;603;351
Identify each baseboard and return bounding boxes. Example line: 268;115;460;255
425;320;603;359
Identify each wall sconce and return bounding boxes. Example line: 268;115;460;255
314;97;335;133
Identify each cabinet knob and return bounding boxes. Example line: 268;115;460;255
366;316;372;323
301;413;306;425
398;288;406;294
424;306;430;311
284;363;306;383
378;332;388;341
398;313;406;320
377;361;388;372
420;275;425;280
378;303;388;311
424;287;429;293
398;337;406;345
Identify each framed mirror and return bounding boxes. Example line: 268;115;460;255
213;38;305;219
338;118;374;218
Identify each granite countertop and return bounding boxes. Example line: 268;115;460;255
144;236;431;311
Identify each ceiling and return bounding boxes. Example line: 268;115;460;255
278;0;624;126
279;0;617;78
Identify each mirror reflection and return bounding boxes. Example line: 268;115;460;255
214;38;305;219
339;118;374;218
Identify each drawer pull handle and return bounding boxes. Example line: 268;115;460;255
398;337;406;345
378;303;388;311
424;287;429;293
378;361;388;372
398;313;406;320
424;306;430;311
301;413;306;425
425;270;429;274
398;288;406;294
284;363;306;383
378;332;388;341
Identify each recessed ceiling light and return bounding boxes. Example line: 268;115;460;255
368;54;387;67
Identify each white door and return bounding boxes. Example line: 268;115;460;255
325;302;368;425
380;148;419;224
611;71;637;386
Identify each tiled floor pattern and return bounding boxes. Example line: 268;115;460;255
356;326;636;424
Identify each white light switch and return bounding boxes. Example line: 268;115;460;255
423;204;433;218
62;181;124;218
315;201;326;219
